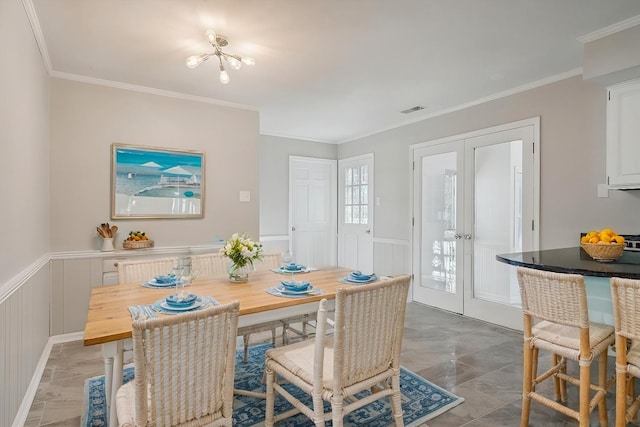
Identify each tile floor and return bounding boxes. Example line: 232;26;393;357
24;302;630;426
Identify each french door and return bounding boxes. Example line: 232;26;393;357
412;119;539;328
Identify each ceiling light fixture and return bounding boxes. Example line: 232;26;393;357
186;29;255;84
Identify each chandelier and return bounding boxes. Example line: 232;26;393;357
186;29;255;84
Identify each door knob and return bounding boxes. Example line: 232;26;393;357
454;233;463;239
291;226;296;231
365;229;371;234
464;234;472;240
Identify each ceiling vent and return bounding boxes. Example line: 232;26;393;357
400;105;425;114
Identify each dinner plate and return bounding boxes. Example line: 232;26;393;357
280;280;311;291
276;285;314;295
159;297;204;312
345;276;377;284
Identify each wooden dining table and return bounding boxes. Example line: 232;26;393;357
83;266;354;427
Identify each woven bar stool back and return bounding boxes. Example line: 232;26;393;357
610;277;640;426
115;301;239;426
190;252;228;277
517;267;614;427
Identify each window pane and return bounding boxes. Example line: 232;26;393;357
353;167;360;185
346;168;352;186
361;185;368;204
345;206;352;224
345;187;352;205
361;166;368;184
361;206;368;225
353;186;360;205
353;206;360;224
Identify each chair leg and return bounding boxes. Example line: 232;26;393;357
616;341;628;427
597;350;608;427
243;334;250;363
271;327;277;347
265;364;275;427
330;397;344;427
521;341;533;427
389;374;405;427
559;356;568;402
579;361;590;427
551;353;561;400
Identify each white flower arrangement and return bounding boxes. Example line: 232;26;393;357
219;233;263;269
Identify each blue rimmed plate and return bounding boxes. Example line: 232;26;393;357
157;297;205;312
276;285;315;295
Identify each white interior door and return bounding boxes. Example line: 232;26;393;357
289;156;337;268
412;118;539;328
338;154;374;273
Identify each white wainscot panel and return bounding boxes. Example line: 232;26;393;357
373;238;410;277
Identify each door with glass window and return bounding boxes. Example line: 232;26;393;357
338;154;374;273
412;119;538;328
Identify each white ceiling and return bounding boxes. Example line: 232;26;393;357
30;0;640;143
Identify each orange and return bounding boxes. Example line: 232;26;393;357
613;235;625;244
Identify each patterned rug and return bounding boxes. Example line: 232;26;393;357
82;343;463;427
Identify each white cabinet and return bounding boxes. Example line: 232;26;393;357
606;80;640;189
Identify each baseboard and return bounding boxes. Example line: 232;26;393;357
12;332;84;427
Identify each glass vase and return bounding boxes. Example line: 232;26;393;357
228;262;251;283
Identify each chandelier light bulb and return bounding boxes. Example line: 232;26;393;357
227;56;242;70
186;55;204;69
205;29;217;44
219;69;230;84
241;57;255;66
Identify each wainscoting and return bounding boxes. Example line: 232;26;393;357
0;257;51;427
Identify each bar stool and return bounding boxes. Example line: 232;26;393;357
517;267;615;426
610;277;640;426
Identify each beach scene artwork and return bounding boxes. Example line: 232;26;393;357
111;144;205;218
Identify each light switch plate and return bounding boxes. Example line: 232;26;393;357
239;191;251;202
597;184;609;198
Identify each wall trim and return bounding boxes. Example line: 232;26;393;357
259;235;289;242
373;237;410;246
578;14;640;44
21;0;53;74
12;332;82;427
0;254;49;304
49;244;223;260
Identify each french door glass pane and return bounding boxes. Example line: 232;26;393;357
473;140;522;306
421;152;457;293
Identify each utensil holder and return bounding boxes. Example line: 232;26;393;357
101;237;115;252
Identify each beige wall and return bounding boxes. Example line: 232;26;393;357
339;75;640;249
49;79;260;251
0;0;51;285
259;135;338;236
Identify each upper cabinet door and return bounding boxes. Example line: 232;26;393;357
607;80;640;189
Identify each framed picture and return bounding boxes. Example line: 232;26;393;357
111;143;205;219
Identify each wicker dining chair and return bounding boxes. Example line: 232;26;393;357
264;275;411;427
517;267;615;427
116;257;179;284
190;252;228;277
253;252;282;271
115;301;240;427
610;277;640;427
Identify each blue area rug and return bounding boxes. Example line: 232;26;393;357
82;343;463;426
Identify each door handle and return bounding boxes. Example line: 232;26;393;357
454;233;463;239
464;234;472;240
291;226;296;231
365;229;371;234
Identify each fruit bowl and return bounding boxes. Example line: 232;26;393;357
581;243;624;262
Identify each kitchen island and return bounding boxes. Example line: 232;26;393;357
497;246;640;325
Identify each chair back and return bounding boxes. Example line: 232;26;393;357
116;257;178;284
517;267;589;329
130;301;239;426
254;253;282;271
190;252;228;277
328;275;410;390
611;277;640;341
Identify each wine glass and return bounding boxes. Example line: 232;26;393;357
281;250;294;283
173;261;186;301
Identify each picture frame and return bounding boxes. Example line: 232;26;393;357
111;143;205;219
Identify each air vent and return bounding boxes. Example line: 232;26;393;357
400;105;425;114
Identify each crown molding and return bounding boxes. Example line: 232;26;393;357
21;0;52;74
50;71;260;112
578;15;640;44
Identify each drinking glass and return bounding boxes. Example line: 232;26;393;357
281;250;294;283
173;260;186;301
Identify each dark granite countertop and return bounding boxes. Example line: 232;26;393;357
496;247;640;279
